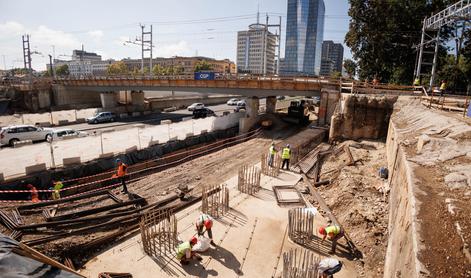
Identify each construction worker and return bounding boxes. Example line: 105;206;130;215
25;183;39;203
268;142;277;167
318;257;343;277
439;80;447;96
413;78;420;86
319;225;344;254
196;213;216;246
176;236;201;265
51;179;64;200
116;159;128;193
281;144;291;170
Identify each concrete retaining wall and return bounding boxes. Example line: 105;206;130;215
52;85;101;109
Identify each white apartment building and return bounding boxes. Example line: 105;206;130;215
237;24;276;75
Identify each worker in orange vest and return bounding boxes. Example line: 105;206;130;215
116;159;128;193
25;183;40;203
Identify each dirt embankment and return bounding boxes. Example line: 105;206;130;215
317;140;389;278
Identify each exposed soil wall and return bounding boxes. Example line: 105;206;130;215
330;95;397;141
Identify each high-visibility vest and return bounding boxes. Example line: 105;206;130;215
440;82;447;90
269;146;276;155
29;186;39;203
325;225;341;236
176;241;191;260
282;148;291;159
52;182;63;200
413;78;420;86
117;164;127;177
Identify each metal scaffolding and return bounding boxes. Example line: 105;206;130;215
414;0;471;89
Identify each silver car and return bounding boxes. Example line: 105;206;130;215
48;128;88;142
0;125;54;146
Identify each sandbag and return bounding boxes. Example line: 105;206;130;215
192;236;211;252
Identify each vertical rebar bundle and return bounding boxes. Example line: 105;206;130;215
282;248;320;278
237;165;261;195
261;153;281;177
288;208;314;245
140;208;177;257
201;184;229;218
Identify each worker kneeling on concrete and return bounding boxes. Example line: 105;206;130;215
176;236;202;265
196;213;216;246
319;225;344;254
318;257;343;278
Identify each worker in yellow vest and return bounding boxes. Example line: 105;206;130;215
413;78;420;86
281;144;291;170
439;80;447;96
319;225;345;254
268;142;277;167
176;236;201;265
51;179;64;200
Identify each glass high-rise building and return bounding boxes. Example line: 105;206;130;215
282;0;325;76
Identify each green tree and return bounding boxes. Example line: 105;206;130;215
345;1;453;84
106;61;128;75
330;71;342;79
55;64;70;77
343;59;357;79
194;60;213;72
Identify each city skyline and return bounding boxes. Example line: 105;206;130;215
0;0;351;71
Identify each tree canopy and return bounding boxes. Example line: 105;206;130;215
194;60;213;72
343;59;357;79
55;64;70;77
345;0;454;84
106;61;129;75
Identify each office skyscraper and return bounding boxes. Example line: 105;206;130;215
321;40;344;76
282;0;325;76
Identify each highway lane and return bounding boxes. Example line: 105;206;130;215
66;103;236;133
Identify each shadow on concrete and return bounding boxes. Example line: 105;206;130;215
204;245;243;276
181;259;218;278
150;253;186;277
293;234;354;260
215;208;247;228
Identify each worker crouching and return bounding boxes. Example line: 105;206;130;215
319;225;345;254
176;236;202;265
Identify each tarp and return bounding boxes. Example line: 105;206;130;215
0;234;81;278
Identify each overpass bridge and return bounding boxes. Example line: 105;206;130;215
53;76;338;97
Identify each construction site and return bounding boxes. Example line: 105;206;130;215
0;83;470;277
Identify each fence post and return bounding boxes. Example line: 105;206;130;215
50;142;56;168
100;133;104;155
137;127;142;150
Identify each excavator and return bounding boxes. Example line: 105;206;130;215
284;99;316;124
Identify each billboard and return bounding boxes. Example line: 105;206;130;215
194;71;215;80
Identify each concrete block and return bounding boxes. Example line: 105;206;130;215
169;136;178;141
0;173;4;183
161;119;172;125
37;122;52;127
99;152;114;159
148;140;159;147
58;120;69;125
76;118;86;123
132;112;141;117
13;140;33;148
186;133;194;137
201;130;208;134
25;163;47;175
63;157;81;166
126;146;138;153
101;129;115;133
119;113;129;119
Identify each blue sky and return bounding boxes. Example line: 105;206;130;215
0;0;351;70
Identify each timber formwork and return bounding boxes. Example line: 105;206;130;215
201;184;229;218
237;165;261;195
140;208;177;257
282;248;320;278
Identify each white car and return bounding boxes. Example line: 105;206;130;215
226;98;240;105
234;100;246;112
49;128;88;142
0;125;54;146
187;103;204;111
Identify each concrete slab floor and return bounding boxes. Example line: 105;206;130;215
80;167;358;278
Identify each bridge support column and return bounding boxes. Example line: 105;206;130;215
100;91;117;109
266;96;277;113
317;89;340;126
239;97;259;133
131;90;145;111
